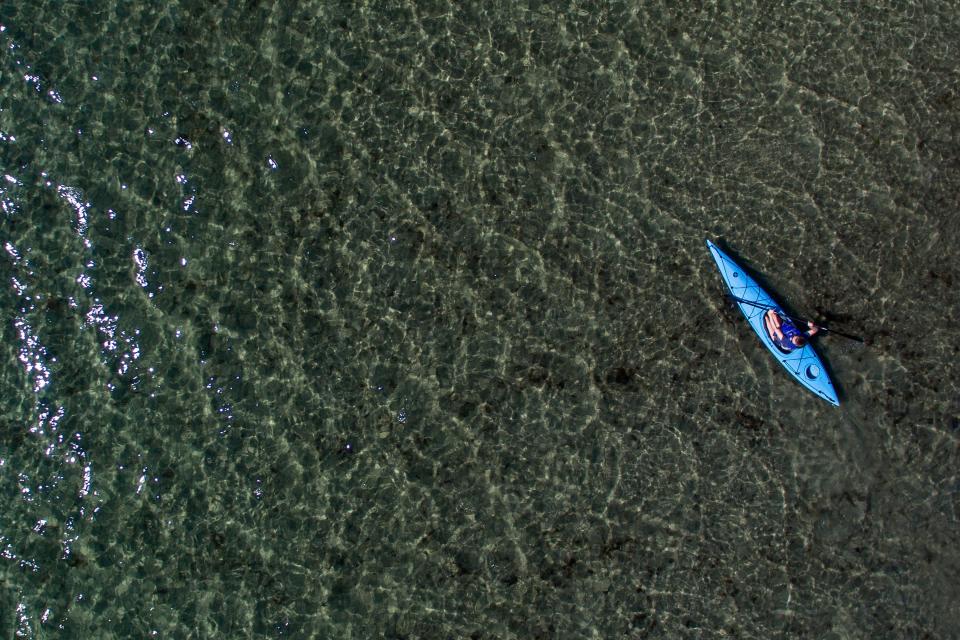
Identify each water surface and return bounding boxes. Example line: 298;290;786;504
1;2;959;638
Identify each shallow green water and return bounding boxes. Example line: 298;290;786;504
1;2;959;638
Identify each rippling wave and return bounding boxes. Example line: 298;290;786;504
1;2;959;638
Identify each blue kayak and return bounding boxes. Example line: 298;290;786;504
706;239;839;406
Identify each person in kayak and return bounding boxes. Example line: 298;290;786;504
764;309;819;352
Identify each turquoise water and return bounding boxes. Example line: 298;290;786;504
2;2;959;637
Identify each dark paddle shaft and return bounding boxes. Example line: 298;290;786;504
727;295;864;343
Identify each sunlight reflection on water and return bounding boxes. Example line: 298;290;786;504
1;2;958;638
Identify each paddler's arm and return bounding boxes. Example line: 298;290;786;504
805;321;820;338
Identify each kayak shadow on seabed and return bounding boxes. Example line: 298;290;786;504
708;238;850;406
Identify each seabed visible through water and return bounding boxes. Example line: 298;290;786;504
1;2;958;638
